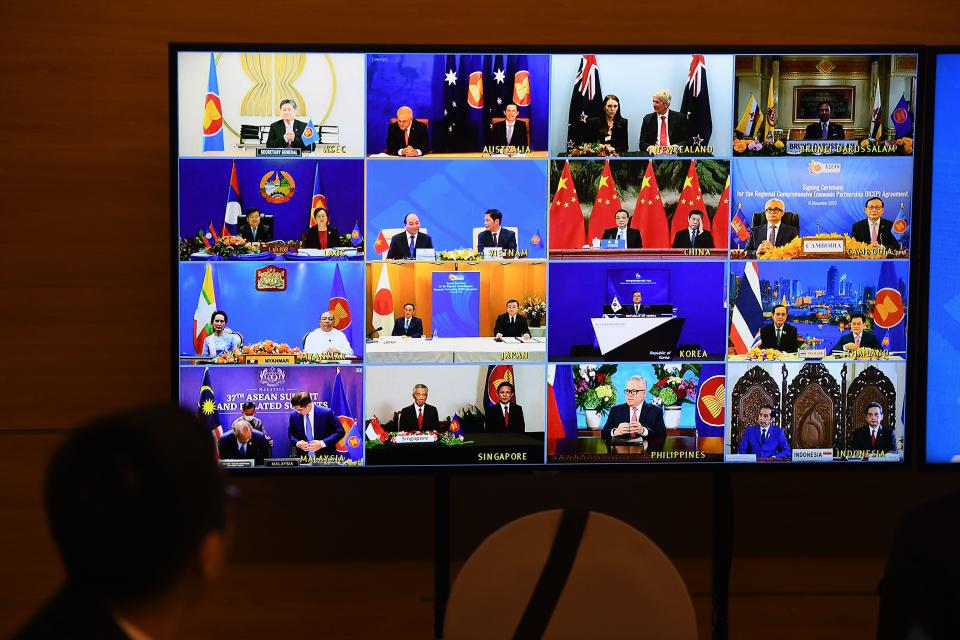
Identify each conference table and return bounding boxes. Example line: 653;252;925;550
365;433;545;466
365;336;546;363
548;435;723;463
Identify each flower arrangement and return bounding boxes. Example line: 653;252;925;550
648;363;700;408
180;234;206;261
573;364;619;416
757;234;890;260
214;340;303;364
568;142;619;157
732;138;786;156
744;347;788;361
437;248;482;261
206;235;255;258
521;296;546;324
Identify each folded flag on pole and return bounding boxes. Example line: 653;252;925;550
301;119;320;146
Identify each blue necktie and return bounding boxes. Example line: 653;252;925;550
822;123;828;139
409;235;416;258
306;413;315;458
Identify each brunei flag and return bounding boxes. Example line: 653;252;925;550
735;95;762;139
197;368;223;455
202;52;224;152
332;370;362;462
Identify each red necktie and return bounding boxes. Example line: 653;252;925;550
417;407;423;429
504;406;509;427
658;116;667;146
871;429;877;447
855;334;861;347
631;407;638;423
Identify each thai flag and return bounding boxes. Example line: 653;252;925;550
221;160;242;237
729;262;763;354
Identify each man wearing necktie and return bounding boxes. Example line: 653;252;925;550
238;208;273;244
392;303;424;338
803;101;845;141
850;197;898;250
387;105;429;156
738;405;791;460
386;212;434;259
601;375;666;441
601;209;643;248
624;290;650;318
288;391;344;461
483;381;527;434
218;417;270;466
638;89;691;153
671;211;715;249
477;208;518;254
849;402;898;453
759;304;800;352
745;198;799;253
833;313;882;352
397;384;441;431
266;98;310;149
490;103;529;153
494;299;531;339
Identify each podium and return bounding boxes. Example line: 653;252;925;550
590;316;685;359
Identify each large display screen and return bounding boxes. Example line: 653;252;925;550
173;48;918;468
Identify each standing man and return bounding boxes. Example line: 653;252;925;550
397;384;440;431
288;391;344;460
803;101;845;140
392;303;424;338
745;198;799;253
477;208;518;253
738;404;792;460
386;106;429;156
851;197;898;250
602;375;666;440
387;213;434;260
759;304;800;352
494;299;531;339
489;103;528;150
484;381;526;434
601;209;643;248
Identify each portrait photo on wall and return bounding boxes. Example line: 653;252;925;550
365;261;546;364
181;365;364;467
548;159;730;256
729;156;912;258
179;261;364;363
365;53;550;157
546;363;725;464
731;53;917;156
726;361;905;463
178;158;364;260
365;159;547;261
548;261;727;362
727;261;908;361
549;53;733;157
363;364;545;466
177;52;366;157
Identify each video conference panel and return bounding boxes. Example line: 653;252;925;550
174;48;917;468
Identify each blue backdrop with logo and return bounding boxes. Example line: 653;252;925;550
606;268;670;306
431;271;480;337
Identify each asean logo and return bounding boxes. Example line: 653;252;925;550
892;108;908;125
350;229;361;242
807;160;823;175
696;375;725;427
892;218;908;234
468;71;484;109
258;367;286;387
530;232;541;245
449;420;462;434
512;70;530;106
302;124;316;139
259;171;296;204
873;288;905;329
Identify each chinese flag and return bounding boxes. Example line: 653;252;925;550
712;175;730;249
548;161;586;249
630;160;670;248
586;160;622;241
670;160;710;237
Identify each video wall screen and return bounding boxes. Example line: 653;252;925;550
174;49;917;468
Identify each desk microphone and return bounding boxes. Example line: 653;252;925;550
366;326;383;340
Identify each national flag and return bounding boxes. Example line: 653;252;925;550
331;370;362;462
873;262;906;353
586;160;623;241
630;160;670;248
448;413;464;439
350;221;362;247
763;77;777;143
891;203;909;243
374;230;389;255
530;228;543;249
202;52;224;152
365;415;389;442
729;262;763;354
309;163;327;228
197;368;223;455
193;264;217;354
206;221;221;245
546;365;578;444
438;54;466;152
712;175;731;249
484;365;516;409
735;95;762;139
694;364;725;454
509;54;531;108
567;55;603;149
548;161;586;249
871;79;883;140
301;118;320;147
199;227;212;249
222;160;242;237
890;95;913;138
371;263;394;337
610;296;622;312
467;56;484;109
730;203;751;245
485;54;511;144
463;55;486;151
328;264;352;344
670;160;710;238
680;54;712;147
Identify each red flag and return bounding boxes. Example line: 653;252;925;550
310;164;327;229
730;203;752;244
586;160;622;241
712;175;730;249
670;160;709;238
374;230;389;255
548;161;586;249
630;161;670;248
546;380;564;456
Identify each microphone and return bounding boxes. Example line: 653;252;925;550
366;326;383;341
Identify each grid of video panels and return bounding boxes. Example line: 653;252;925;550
175;49;916;468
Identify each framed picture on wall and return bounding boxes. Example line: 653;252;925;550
793;85;856;122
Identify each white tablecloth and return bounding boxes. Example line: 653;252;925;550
365;337;546;363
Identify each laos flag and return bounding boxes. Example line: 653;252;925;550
202;52;224;152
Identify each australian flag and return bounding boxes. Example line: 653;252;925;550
679;55;712;148
437;54;466;152
485;54;511;144
332;370;362;463
567;55;603;149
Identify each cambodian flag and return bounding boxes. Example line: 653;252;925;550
332;370;362;462
202;52;224;152
222;160;242;236
730;204;752;246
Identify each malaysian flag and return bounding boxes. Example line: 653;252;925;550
567;55;603;148
729;262;763;354
197;367;223;456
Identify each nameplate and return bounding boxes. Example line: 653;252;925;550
785;140;860;154
416;248;436;260
243;354;297;365
801;237;845;255
264;458;301;467
393;433;438;443
601;239;626;249
792;449;833;462
257;148;302;157
483;247;504;259
726;453;757;463
798;348;826;359
220;459;254;468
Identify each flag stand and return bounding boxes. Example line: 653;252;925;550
433;472;451;639
711;469;733;640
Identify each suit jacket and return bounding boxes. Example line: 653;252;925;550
851;218;899;250
639;110;690;149
832;331;882;352
849;424;897;453
490;119;529;149
477;227;518;253
744;223;799;251
386;232;433;259
238;223;273;243
671;229;715;249
602;402;666;441
738;425;791;459
584;116;629;154
386;120;429;155
266;119;311;149
803;121;846;140
610;304;655;317
494;312;530;337
301;225;344;249
484;403;526;434
601;227;643;248
13;585;130;640
759;322;800;352
392;316;424;338
218;431;271;465
397;403;440;431
287;405;344;457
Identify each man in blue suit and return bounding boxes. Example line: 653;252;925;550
601;375;666;441
287;390;344;460
738;404;791;460
392;303;424;338
832;313;882;352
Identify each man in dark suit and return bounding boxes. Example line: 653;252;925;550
266;98;312;149
218;417;271;465
803;101;845;140
744;198;799;252
851;197;899;250
477;208;518;254
386;105;429;156
671;211;715;249
489;103;528;150
616;291;653;317
601;209;642;248
237;208;273;243
484;381;526;434
759;304;800;352
397;384;441;431
602;375;666;441
392;303;424;338
494;299;531;339
287;391;344;460
638;89;690;151
386;212;434;259
849;402;897;453
832;313;882;352
738;404;791;460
